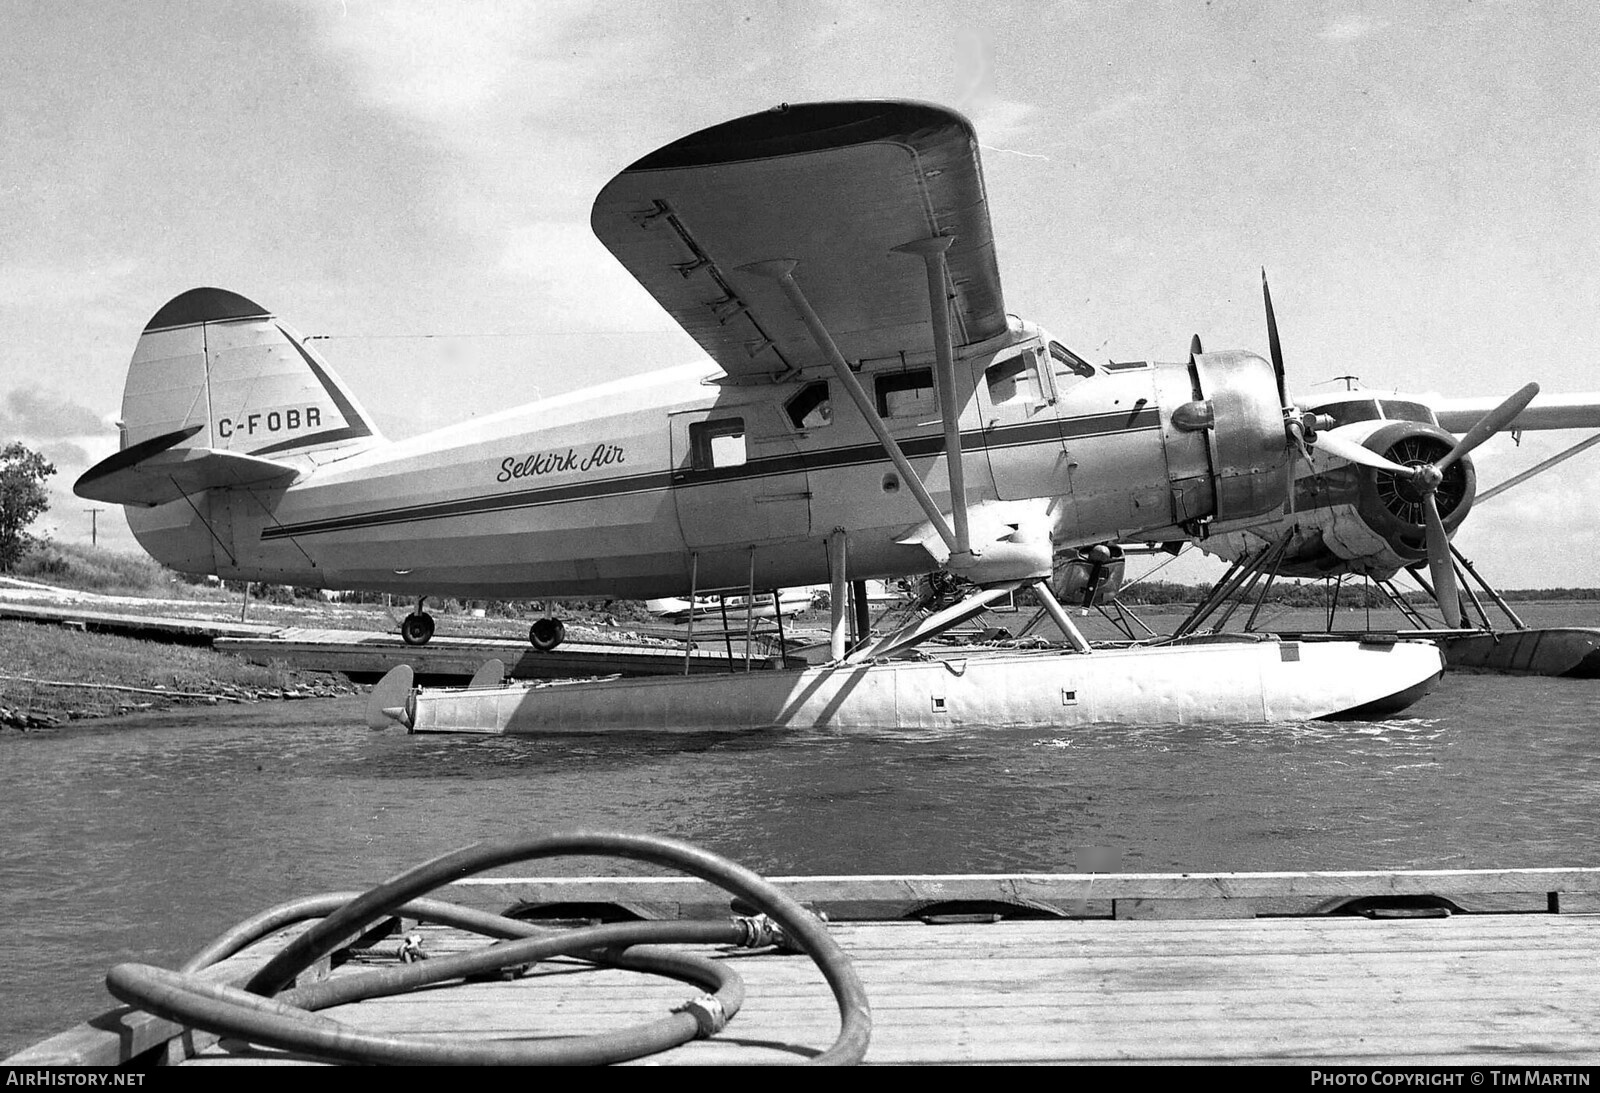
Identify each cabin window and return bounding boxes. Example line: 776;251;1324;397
985;354;1042;406
875;369;937;418
689;417;746;469
1050;341;1096;381
785;382;832;429
1379;400;1438;426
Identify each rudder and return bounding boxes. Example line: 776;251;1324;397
124;287;383;458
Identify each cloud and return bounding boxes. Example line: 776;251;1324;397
1320;16;1384;43
40;440;90;470
0;257;140;309
296;0;595;138
0;386;112;441
969;97;1045;158
496;221;681;330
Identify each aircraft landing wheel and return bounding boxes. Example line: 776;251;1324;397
400;612;435;646
529;617;565;652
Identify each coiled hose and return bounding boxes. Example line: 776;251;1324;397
105;831;872;1065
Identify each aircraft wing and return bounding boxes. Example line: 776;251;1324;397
76;425;299;506
591;101;1008;383
1434;392;1600;433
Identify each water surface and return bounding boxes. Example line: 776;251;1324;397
3;612;1598;1057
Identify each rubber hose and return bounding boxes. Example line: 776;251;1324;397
107;831;871;1065
110;924;739;1065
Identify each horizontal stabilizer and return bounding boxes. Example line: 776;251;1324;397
75;425;298;506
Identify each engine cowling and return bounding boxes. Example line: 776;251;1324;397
1165;350;1293;527
1256;419;1478;578
1349;421;1476;564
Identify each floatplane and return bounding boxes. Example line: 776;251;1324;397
78;100;1503;731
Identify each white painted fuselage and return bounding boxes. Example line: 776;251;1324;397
128;321;1262;601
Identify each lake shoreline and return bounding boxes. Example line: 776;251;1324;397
0;618;363;730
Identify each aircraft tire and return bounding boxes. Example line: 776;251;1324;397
529;617;565;652
401;612;435;646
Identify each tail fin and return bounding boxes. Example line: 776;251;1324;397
123;286;382;458
77;288;384;505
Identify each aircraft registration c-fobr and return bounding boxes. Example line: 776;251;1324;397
80;99;1582;649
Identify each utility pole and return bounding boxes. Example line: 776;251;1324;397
83;507;104;545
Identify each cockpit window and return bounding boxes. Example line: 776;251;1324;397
1318;399;1382;428
985;355;1041;405
1378;400;1438;426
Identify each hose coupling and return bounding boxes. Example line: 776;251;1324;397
673;993;728;1037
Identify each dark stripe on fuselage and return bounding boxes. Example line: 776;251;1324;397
259;408;1161;542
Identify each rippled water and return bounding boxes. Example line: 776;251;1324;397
3;618;1599;1057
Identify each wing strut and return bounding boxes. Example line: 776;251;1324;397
894;236;972;558
742;259;962;555
1476;431;1600;505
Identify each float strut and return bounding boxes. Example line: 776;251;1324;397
1030;579;1092;654
683;553;698;676
828;529;850;662
851;579;870;649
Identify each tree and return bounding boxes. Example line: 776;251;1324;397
0;442;56;571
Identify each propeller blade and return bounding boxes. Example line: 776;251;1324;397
1189;334;1203;361
1422;492;1461;628
1435;382;1540;474
1261;269;1287;407
1311;430;1420;477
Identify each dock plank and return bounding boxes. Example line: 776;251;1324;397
16;869;1600;1067
444;866;1600;920
0;600;281;643
179;913;1600;1066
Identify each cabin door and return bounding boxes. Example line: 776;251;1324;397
669;406;811;550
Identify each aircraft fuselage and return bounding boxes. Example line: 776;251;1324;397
128;321;1289;600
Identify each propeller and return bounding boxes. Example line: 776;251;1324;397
1262;271;1314;466
1313;382;1540;628
1258;270;1538;628
1261;269;1288;409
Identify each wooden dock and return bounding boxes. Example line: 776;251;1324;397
217;628;793;681
0;599;280;643
0;596;789;680
10;867;1600;1067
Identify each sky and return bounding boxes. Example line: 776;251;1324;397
3;0;1598;587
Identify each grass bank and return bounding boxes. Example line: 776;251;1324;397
0;620;360;730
